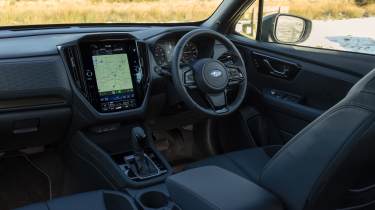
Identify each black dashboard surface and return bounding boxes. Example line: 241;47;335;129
0;26;200;150
0;26;231;122
0;26;235;151
0;26;198;59
0;26;203;117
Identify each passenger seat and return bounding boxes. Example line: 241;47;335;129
14;190;137;210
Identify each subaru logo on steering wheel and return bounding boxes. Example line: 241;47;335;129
210;70;223;78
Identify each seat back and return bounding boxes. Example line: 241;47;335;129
260;69;375;210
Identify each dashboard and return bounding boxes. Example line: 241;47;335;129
0;26;233;123
0;26;237;150
58;30;224;115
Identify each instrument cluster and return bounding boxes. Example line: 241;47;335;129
153;38;199;68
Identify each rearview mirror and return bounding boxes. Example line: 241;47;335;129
261;14;312;44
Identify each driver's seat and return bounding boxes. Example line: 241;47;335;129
187;68;375;210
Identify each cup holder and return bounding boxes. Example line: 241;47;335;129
139;191;169;209
103;191;137;210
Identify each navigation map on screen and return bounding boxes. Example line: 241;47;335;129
92;53;133;96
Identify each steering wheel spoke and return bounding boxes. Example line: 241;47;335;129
205;91;229;113
181;65;197;89
226;65;245;86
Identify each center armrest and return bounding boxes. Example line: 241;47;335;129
166;166;283;210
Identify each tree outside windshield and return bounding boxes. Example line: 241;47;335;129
0;0;222;27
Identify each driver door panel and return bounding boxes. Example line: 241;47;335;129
232;37;375;143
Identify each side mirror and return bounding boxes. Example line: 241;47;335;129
261;14;312;44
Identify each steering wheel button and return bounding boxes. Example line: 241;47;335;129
184;71;195;84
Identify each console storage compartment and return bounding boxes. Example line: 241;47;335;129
166;166;283;210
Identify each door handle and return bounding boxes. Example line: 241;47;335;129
263;59;288;78
252;51;301;80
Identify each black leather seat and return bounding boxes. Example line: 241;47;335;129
14;190;137;210
188;68;375;209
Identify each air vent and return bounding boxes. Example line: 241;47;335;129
136;42;150;90
64;46;89;99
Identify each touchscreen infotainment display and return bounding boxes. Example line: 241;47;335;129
92;53;133;96
89;42;138;112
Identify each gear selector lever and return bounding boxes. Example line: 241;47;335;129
129;127;158;178
115;126;169;181
131;127;147;173
131;127;147;158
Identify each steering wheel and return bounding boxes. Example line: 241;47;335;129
171;29;248;116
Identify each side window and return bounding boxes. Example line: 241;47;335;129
235;0;259;40
263;0;375;55
237;0;375;56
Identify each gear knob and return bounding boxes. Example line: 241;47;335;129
130;127;153;176
131;127;146;140
131;127;147;154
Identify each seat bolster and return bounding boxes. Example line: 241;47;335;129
225;146;279;181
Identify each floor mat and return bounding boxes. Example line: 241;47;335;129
154;126;200;166
0;155;51;210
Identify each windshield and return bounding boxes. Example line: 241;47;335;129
0;0;223;27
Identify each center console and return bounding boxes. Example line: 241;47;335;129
67;125;178;209
68;125;172;189
111;127;168;182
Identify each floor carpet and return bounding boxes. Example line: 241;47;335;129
0;155;50;210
